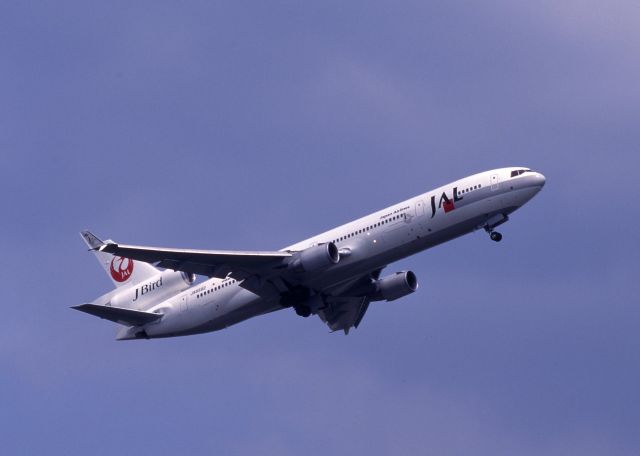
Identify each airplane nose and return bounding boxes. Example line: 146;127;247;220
535;172;546;188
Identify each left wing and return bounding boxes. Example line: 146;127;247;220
318;296;370;334
316;268;383;334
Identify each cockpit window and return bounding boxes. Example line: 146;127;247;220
510;169;532;177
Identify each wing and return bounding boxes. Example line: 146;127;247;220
318;296;370;334
100;242;291;280
317;268;383;334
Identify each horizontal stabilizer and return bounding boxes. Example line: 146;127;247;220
71;303;162;326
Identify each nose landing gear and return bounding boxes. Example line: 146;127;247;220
483;213;508;243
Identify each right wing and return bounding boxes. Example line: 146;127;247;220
99;241;292;280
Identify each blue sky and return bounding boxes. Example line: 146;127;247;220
1;1;639;454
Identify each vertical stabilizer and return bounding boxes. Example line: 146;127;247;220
80;230;160;288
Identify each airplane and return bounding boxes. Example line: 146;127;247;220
74;167;545;340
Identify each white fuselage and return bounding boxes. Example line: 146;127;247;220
117;167;545;340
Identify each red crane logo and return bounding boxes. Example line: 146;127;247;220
110;256;134;282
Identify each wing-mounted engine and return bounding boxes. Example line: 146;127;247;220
110;269;195;310
370;271;418;301
288;243;340;273
297;270;418;334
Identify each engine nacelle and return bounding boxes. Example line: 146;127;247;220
288;243;340;273
110;269;195;310
371;271;418;301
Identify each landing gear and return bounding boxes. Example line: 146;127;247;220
483;213;508;243
281;286;322;318
281;287;311;309
294;305;312;318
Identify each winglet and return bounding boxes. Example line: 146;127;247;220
80;230;106;250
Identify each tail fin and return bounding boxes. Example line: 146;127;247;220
80;230;161;288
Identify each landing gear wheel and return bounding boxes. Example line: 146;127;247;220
490;231;503;242
294;305;312;318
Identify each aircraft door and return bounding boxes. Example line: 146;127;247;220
180;295;188;312
490;174;500;191
414;199;429;236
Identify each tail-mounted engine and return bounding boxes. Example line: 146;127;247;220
370;271;418;301
288;243;340;273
